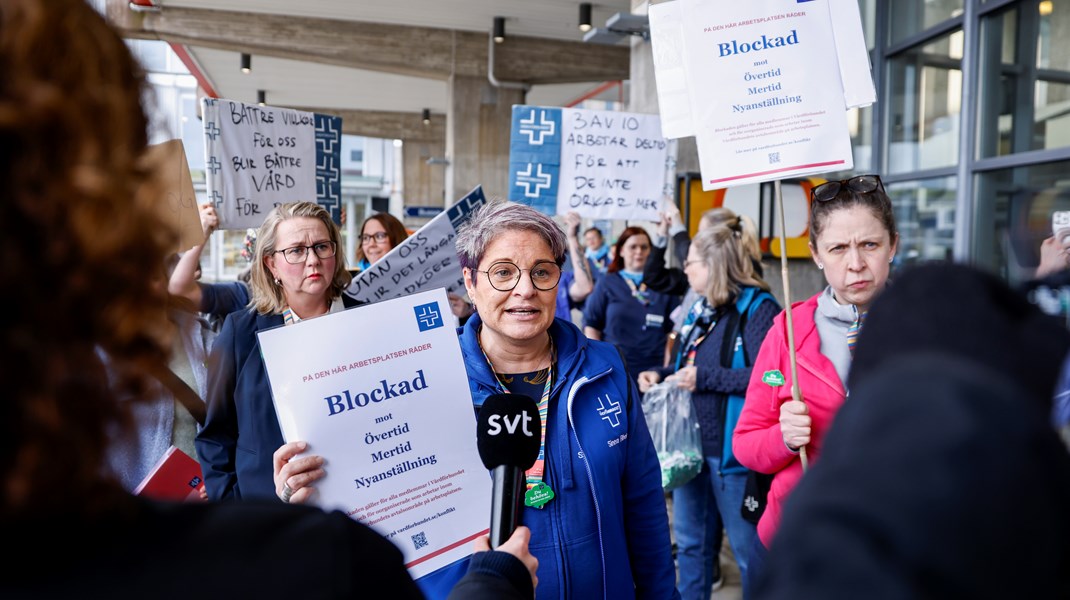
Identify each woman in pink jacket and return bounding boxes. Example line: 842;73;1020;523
733;174;898;593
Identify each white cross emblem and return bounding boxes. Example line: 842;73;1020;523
515;163;552;198
596;395;622;428
518;109;556;145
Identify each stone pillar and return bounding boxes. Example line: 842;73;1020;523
402;139;447;207
445;74;525;202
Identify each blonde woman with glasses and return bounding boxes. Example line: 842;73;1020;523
197;202;362;502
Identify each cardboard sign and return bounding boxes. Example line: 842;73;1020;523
201;98;342;229
143;139;203;252
508;105;670;221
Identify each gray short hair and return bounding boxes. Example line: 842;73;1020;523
455;201;567;276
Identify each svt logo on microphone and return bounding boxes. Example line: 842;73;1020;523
486;413;536;437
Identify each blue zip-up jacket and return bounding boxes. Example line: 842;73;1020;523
459;313;680;600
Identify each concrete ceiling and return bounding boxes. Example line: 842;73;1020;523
143;0;634;118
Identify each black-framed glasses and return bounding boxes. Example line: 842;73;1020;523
360;231;390;244
477;261;562;292
811;174;884;203
274;241;336;264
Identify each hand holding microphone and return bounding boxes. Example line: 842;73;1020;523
476;394;542;549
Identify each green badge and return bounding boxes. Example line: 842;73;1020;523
524;482;555;509
762;370;785;387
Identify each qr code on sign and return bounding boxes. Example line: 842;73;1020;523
768;152;780;164
412;531;429;551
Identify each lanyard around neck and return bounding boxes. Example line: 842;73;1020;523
477;330;553;492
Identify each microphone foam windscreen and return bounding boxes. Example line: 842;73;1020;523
476;393;542;471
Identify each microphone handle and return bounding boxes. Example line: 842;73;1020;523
489;465;525;549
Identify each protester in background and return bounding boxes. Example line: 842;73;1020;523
168;203;252;323
197;202;361;501
448;291;477;327
0;3;535;597
1023;229;1070;449
555;211;596;324
106;252;214;492
584;226;680;384
756;264;1070;599
355;211;409;272
584;225;611;275
733;174;898;593
638;222;779;600
274;201;679;600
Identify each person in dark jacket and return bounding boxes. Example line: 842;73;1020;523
638;221;779;600
197;202;362;502
757;264;1070;599
0;2;535;598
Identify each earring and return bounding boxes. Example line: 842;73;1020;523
817;263;824;270
274;277;281;285
889;257;894;263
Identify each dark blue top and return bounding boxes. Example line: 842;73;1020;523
199;281;250;319
582;273;679;383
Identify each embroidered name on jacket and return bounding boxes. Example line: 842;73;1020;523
597;394;622;427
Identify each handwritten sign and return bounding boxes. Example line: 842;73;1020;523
508;105;669;221
346;186;486;305
672;0;855;189
258;288;489;579
142;139;203;252
202;98;342;229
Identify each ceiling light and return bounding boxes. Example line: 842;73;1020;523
240;53;251;74
493;17;506;43
257;90;266;106
579;3;593;33
422;108;431;125
1039;1;1053;16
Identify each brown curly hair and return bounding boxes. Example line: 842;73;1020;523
0;0;177;516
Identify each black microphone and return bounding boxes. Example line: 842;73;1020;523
476;393;542;549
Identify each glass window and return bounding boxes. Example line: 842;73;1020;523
886;31;964;173
885;0;963;43
974;159;1070;286
886;177;957;265
977;2;1070;157
888;0;963;44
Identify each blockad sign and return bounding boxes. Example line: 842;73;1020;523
202;98;342;229
346;186;487;304
258;288;489;579
673;0;857;190
507;105;669;221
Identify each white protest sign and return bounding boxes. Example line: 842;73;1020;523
650;0;874;142
202;98;318;229
679;0;853;189
648;1;695;139
258;288;489;579
508;105;669;221
345;186;486;304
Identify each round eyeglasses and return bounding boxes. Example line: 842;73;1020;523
477;261;562;292
273;241;337;264
811;174;883;203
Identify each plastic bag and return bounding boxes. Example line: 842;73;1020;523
641;381;703;491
